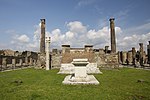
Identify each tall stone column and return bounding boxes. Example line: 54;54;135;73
147;41;150;64
40;19;45;54
109;18;116;53
46;37;50;70
132;47;136;65
139;43;144;66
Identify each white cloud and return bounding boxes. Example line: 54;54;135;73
11;34;30;44
67;21;87;33
117;32;150;51
17;34;30;43
1;20;149;53
66;31;74;39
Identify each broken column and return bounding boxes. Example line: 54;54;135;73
40;19;46;54
46;37;50;70
19;59;23;67
122;51;127;65
147;41;150;64
12;58;16;69
25;57;28;66
109;18;116;53
118;51;121;64
2;58;7;70
29;58;33;66
132;47;136;65
105;46;109;54
127;51;132;65
139;43;144;66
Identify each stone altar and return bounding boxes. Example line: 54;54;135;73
62;59;100;85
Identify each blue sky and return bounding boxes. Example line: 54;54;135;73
0;0;150;52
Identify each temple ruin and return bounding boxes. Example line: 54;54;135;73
0;18;150;71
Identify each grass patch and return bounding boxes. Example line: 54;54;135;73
0;68;150;100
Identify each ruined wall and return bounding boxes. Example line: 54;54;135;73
51;53;61;68
0;51;38;71
53;45;119;68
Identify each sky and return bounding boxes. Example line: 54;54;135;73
0;0;150;52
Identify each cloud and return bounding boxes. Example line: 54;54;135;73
117;32;150;51
49;21;122;49
11;34;30;44
124;22;150;35
17;34;30;43
1;20;149;53
10;34;30;51
67;21;87;34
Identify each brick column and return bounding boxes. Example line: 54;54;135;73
40;19;45;54
109;18;116;53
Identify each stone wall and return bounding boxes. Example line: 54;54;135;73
0;51;38;71
54;45;119;68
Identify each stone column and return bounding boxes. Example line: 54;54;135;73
2;58;7;70
19;59;23;67
105;46;109;54
147;41;150;64
143;51;146;64
40;19;45;54
0;57;2;71
109;18;116;53
127;51;132;65
139;43;144;66
122;51;127;65
46;37;50;70
29;58;33;66
12;58;16;69
132;47;136;65
118;51;121;64
25;57;28;66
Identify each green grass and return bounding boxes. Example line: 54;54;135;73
0;68;150;100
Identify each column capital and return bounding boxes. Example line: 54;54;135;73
139;43;143;46
40;19;45;22
109;18;115;21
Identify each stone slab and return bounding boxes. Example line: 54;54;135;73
62;75;99;85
